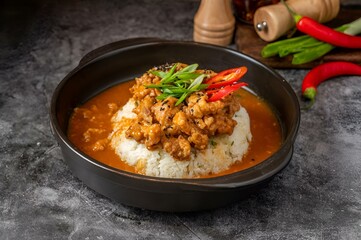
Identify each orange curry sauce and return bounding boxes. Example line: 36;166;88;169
67;80;282;178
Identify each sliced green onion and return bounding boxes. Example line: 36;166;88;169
146;64;208;105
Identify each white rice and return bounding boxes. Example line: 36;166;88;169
110;100;252;178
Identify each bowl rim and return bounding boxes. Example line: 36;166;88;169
50;38;300;189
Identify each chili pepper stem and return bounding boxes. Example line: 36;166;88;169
302;99;315;110
293;14;302;24
280;0;301;23
302;87;317;110
302;87;317;101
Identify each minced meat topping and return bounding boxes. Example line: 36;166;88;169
124;63;241;160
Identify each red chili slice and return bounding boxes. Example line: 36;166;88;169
205;89;219;96
207;82;247;102
206;66;247;89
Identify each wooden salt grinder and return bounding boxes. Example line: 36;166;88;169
193;0;235;46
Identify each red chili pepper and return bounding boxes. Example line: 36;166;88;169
206;66;247;89
207;82;247;102
302;61;361;104
295;16;361;49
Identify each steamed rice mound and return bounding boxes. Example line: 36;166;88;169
110;100;252;178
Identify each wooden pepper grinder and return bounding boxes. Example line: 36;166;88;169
254;0;340;42
193;0;235;46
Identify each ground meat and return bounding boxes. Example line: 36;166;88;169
143;124;162;148
123;63;241;160
173;112;192;135
188;130;208;150
163;136;191;160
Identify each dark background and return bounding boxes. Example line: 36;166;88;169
1;1;361;239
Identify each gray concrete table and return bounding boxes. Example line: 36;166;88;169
1;0;360;239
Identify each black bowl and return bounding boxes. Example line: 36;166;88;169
50;38;300;212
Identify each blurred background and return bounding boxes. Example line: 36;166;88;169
0;0;199;70
1;0;361;239
1;0;360;70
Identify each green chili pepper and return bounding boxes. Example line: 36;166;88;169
292;43;335;65
261;35;310;58
278;38;323;57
